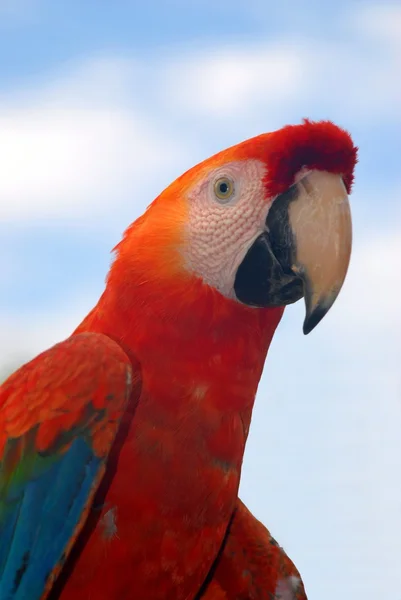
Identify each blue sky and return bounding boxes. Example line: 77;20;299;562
1;1;400;598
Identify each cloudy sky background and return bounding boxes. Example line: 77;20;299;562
1;1;400;598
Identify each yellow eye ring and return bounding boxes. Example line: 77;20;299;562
214;177;235;202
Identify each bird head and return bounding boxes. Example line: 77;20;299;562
110;119;357;335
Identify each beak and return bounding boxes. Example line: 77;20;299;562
288;171;352;334
234;170;352;334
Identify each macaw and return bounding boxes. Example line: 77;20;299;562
200;499;307;600
0;119;357;599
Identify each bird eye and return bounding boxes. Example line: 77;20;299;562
214;177;235;202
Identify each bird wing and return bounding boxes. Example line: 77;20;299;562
0;332;140;600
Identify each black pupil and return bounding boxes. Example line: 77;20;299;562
219;182;229;194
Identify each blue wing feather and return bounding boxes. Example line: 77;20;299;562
0;437;101;600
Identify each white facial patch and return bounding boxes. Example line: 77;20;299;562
184;159;269;298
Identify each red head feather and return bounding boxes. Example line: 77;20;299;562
228;118;358;197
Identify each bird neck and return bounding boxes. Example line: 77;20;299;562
75;267;284;415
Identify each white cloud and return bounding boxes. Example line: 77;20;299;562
347;4;401;119
0;58;191;222
1;8;399;224
354;4;401;47
160;6;400;124
163;44;306;118
0;107;174;220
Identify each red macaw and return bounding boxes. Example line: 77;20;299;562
0;119;357;599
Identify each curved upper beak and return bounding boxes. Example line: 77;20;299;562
234;169;353;334
289;171;352;334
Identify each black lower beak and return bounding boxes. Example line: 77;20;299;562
234;185;303;308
